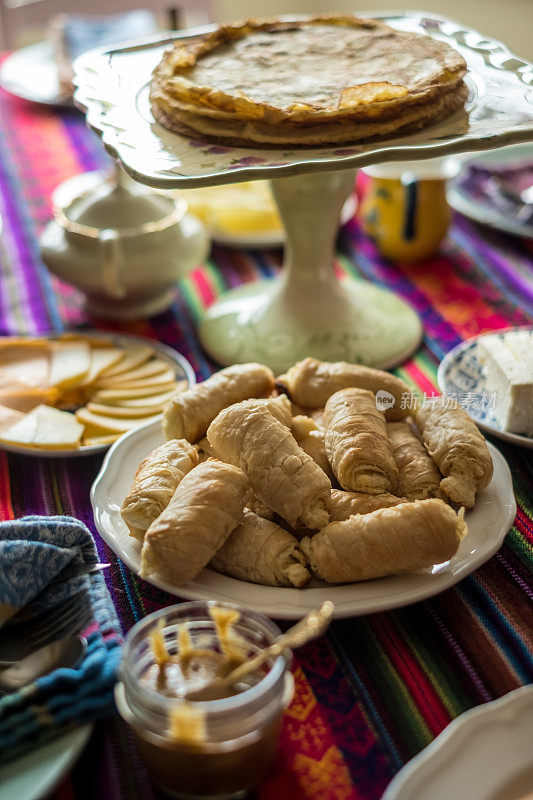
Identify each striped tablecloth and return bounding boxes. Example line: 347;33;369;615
0;82;532;800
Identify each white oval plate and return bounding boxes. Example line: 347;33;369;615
0;331;195;458
91;421;515;619
438;327;533;449
0;724;92;800
382;685;533;800
0;41;72;108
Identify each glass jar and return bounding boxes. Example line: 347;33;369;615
115;601;293;800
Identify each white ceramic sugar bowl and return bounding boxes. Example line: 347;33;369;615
40;167;208;320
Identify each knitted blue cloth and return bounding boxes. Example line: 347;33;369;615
0;517;122;764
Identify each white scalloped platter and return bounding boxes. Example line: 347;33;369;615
91;420;515;619
73;12;533;189
382;685;533;800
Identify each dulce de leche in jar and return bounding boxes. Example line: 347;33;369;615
115;601;294;800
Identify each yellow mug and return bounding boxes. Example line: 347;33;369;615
360;158;461;262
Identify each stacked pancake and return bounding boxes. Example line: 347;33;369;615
150;15;468;148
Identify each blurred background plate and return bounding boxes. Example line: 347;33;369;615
0;724;92;800
0;41;72;107
382;685;533;800
448;143;533;238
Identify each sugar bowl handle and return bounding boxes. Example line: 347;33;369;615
98;229;127;299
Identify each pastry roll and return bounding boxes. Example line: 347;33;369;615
329;488;403;521
290;415;335;481
163;363;274;443
207;402;331;529
279;357;412;420
324;388;399;494
301;499;466;584
210;509;311;588
250;393;293;428
414;397;493;507
387;421;446;501
121;439;199;540
246;495;275;520
140;460;249;585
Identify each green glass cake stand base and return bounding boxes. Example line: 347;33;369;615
199;168;422;374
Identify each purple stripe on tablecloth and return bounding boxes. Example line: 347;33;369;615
495;551;533;604
453;217;533;316
60;112;111;174
423;602;493;703
0;111;61;332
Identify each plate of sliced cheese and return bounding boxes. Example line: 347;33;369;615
438;327;533;449
179;181;357;249
92;359;515;618
0;332;194;457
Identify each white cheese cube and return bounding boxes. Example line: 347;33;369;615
477;330;533;436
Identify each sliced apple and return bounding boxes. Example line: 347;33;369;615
91;382;179;403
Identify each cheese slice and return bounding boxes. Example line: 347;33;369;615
87;401;169;418
0;405;83;449
91;382;179;402
99;345;154;378
82;433;120;447
76;407;161;435
98;367;176;391
81;347;125;385
96;359;170;387
113;388;179;408
0;387;56;413
0;404;25;433
478;330;533;436
0;342;50;388
49;341;91;389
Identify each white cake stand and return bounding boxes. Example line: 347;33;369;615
73;12;533;372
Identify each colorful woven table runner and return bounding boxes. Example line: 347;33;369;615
0;81;532;800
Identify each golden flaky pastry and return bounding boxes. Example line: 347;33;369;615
150;15;467;147
301;499;466;584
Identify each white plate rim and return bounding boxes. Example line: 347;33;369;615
438;327;533;449
0;723;92;800
381;684;533;800
0;330;195;458
91;421;516;619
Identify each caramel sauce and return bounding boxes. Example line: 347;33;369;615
132;608;283;798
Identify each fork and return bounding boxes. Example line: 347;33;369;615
0;591;92;666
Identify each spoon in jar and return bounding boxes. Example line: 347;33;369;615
184;601;334;702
